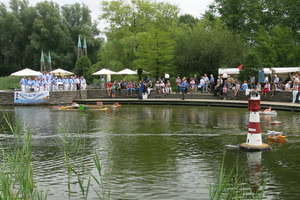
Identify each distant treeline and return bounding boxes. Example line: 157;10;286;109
1;0;300;79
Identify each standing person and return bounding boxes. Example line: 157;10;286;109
75;75;80;90
138;80;145;100
27;78;33;92
165;80;171;94
52;77;58;91
194;75;200;92
179;77;187;100
80;76;87;90
20;76;27;92
33;77;40;92
155;81;161;94
175;76;181;94
222;84;228;100
111;82;117;98
203;74;209;92
101;76;105;89
106;81;113;97
190;78;195;93
199;76;205;93
292;82;298;103
160;81;165;95
127;81;134;96
209;74;215;93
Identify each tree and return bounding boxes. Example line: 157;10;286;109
0;1;101;76
98;0;179;74
134;28;175;79
75;56;92;83
174;19;247;77
254;26;300;67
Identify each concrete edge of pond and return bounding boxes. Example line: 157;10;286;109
74;98;300;112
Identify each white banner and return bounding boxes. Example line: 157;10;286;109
14;91;50;104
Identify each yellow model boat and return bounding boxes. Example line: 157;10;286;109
52;104;109;111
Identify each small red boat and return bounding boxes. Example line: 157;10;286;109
271;120;282;125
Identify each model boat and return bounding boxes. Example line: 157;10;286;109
267;130;288;142
259;106;277;115
271;120;282;125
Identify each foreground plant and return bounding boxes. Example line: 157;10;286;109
209;153;266;200
0;115;47;199
56;124;112;200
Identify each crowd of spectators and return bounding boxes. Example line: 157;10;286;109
19;71;87;92
21;70;300;102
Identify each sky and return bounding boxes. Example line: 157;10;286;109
2;0;215;25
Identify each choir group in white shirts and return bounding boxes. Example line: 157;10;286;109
19;72;87;93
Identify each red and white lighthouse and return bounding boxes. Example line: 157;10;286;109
240;92;271;151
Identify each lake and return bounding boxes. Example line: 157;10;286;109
0;105;299;199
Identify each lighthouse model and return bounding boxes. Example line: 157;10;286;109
240;91;271;151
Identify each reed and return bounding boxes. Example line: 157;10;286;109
56;124;112;200
209;153;266;200
0;115;47;200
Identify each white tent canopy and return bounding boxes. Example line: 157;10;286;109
116;68;137;75
218;67;300;75
50;68;74;76
10;68;42;76
92;68;117;81
92;68;117;75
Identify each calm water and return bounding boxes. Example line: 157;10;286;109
0;105;300;200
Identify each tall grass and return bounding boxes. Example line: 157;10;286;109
0;76;20;90
56;124;112;200
0;115;47;199
209;154;266;200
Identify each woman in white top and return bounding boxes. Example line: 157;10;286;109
292;82;298;103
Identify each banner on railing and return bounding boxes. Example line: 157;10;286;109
14;91;50;104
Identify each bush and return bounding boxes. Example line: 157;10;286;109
0;76;21;90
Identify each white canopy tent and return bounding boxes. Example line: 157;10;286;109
92;68;117;81
50;68;74;76
218;67;300;75
10;68;42;76
116;68;137;75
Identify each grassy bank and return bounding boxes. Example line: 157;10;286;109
0;76;20;90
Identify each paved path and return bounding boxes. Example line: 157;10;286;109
74;98;300;112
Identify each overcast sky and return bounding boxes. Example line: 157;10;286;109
2;0;214;21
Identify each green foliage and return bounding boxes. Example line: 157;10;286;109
0;76;21;90
0;1;101;76
99;0;179;77
174;20;247;77
209;153;266;200
238;51;261;82
75;56;92;83
254;26;300;67
0;114;48;199
134;28;176;79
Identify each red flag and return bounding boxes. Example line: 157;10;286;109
237;64;243;69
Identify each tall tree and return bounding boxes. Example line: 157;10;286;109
134;28;175;79
98;0;179;74
174;19;247;76
254;26;300;67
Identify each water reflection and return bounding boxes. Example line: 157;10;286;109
0;105;299;199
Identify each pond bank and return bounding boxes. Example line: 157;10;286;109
0;89;299;111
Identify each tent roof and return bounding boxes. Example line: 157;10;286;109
50;68;74;76
10;68;42;76
92;68;117;75
116;68;137;75
218;67;300;75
